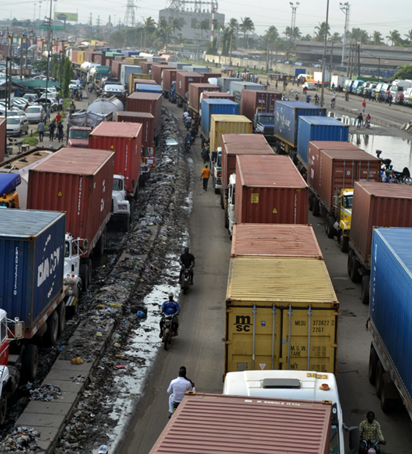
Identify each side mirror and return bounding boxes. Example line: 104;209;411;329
14;321;25;339
348;426;359;454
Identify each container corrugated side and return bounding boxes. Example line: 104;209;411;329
162;69;177;92
240;90;282;121
225;256;338;374
149;393;331;454
217;77;238;92
350;181;412;264
274;101;326;147
210;115;252;152
126;93;162;135
231;224;323;258
230;81;265;95
203;92;235;102
188;83;220;113
370;228;412;408
200;100;239;140
115;112;155;150
176;71;204;98
0;210;65;333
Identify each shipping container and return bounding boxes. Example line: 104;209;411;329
369;228;412;419
350;181;412;266
151;63;170;85
225;255;338;374
176;71;204;99
174;62;188;70
210;115;253;153
0;210;65;337
126;93;162;136
135;83;162;93
240;90;282;121
77;51;85;65
27;148;115;257
88;122;142;197
161;68;177;92
217;77;239;92
295;68;307;77
222;138;273;188
297;117;349;167
92;53;103;65
182;65;207;73
200;72;222;83
235;155;309;225
188;83;220;114
274;101;326;149
202;91;235;102
111;60;127;80
115;111;155;151
120;64;142;87
139;61;152;74
231;224;323;259
71;50;79;65
0;118;5;162
230;81;265;96
149;393;332;454
200;99;239;140
129;76;155;94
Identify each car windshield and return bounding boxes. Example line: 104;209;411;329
26;107;41;113
344;194;353;208
258;115;275;124
69;129;91;140
7;118;20;124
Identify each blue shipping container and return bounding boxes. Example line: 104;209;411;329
217;77;238;93
135;83;162;93
230;81;264;96
297;116;349;166
274;101;326;148
295;68;306;77
0;210;65;332
120;64;142;86
370;228;412;405
201;99;239;139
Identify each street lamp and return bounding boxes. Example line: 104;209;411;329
365;51;381;80
320;0;330;107
339;2;350;65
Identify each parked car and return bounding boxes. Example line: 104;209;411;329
6;116;29;136
25;105;44;123
69;80;78;90
23;93;38;102
12;98;29;110
37;97;58;112
6;110;27;120
302;82;316;91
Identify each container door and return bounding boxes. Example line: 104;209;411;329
280;306;338;373
225;305;281;374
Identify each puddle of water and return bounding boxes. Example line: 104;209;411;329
349;134;412;171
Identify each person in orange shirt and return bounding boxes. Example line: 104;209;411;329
201;165;211;191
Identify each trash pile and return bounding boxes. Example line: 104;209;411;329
30;384;61;402
0;427;42;453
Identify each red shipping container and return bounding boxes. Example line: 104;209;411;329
93;54;103;65
111;60;127;79
27;148;115;257
200;72;221;82
126;93;162;136
203;92;235;102
151;63;170;84
350;181;412;264
316;148;381;209
235;155;309;225
188;83;220;113
240;90;282;121
88;122;142;197
71;50;79;65
139;61;153;74
0;118;5;162
222;137;273;189
176;71;203;99
115;111;155;150
162;69;177;92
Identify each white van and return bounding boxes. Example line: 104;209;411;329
390;80;411;104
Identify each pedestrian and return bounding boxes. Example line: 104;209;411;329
388;94;392;106
356;112;363;129
201;147;209;164
362;99;366;112
200;164;210;191
292;77;295;86
44;108;51;123
275;81;278;89
70;101;76;114
59;97;63;112
56;112;62;124
167;367;195;417
57;121;64;142
48;120;56;141
37;120;45;142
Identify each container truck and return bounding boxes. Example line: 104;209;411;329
229;81;265;104
128;73;152;94
151;63;169;85
68;126;93;148
0;173;21;208
149;393;333;454
200;91;235;116
274;101;326;157
27;148;115;289
135;83;162;94
216;77;238;92
175;71;204;108
347;182;412;304
313;71;330;86
307;142;381;250
200;99;239;141
161;68;177;99
368;228;412;417
187;83;220;116
139;61;153;75
331;75;346;89
210;114;252;154
119;64;142;89
126;92;162;137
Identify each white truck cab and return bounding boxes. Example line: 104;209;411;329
227;173;236;237
64;233;83;308
112;174;131;231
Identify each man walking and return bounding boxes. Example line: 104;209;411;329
201;164;210;191
167;367;195;417
59;97;63;112
362;99;366;112
37;120;45;142
356;112;363;129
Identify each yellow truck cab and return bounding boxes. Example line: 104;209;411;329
336;188;353;252
0;174;21;209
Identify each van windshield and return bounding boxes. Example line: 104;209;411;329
330;425;340;454
69;129;91;140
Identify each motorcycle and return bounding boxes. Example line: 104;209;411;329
345;92;349;101
180;265;192;294
184;138;191;152
359;440;384;454
161;315;177;350
314;96;319;105
306;96;311;104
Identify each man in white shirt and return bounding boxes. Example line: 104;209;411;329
167;367;195;416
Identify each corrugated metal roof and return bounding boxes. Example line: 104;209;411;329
356;181;412;198
128;92;162;100
321;148;381;162
91;121;142;138
149;393;331;454
231;224;323;258
300;116;350;127
0;209;64;236
227;257;338;306
374;228;412;271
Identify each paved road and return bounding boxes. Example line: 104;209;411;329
117;100;412;454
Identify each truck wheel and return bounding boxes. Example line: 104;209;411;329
129;199;136;218
326;215;335;239
376;360;384;397
95;227;106;257
220;192;225;210
312;197;320;216
214;187;220;195
86;259;93;284
340;236;349;253
380;372;399;412
21;344;39;383
0;396;7;424
123;215;130;232
368;344;378;385
224;209;229;229
80;264;89;291
361;275;370;305
350;256;361;283
56;302;66;336
44;310;59;346
308;193;314;211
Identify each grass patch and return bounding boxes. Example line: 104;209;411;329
22;137;39;146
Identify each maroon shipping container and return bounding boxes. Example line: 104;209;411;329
235;155;309;225
111;60;127;79
126;93;162;136
102;55;114;67
176;71;203;99
200;72;221;82
188;83;220;113
149;393;331;454
133;79;157;89
240;90;282;121
93;53;103;65
316;148;381;209
162;69;177;92
203;92;235;102
0;118;5;162
88;122;142;197
222;137;273;188
84;50;93;62
115;112;155;150
151;63;169;84
27;148;114;257
139;61;153;74
350;181;412;264
71;50;79;64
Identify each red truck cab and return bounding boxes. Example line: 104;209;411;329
68;126;93;148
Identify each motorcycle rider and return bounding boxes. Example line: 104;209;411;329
159;293;180;338
167;366;195;417
179;247;195;285
359;411;386;454
314;93;319;104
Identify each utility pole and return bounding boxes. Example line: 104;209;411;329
357;43;360;77
45;0;54;103
290;2;299;42
96;15;101;35
89;13;93;36
20;31;25;81
320;0;330;107
339;2;350;65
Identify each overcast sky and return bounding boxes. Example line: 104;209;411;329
2;0;410;46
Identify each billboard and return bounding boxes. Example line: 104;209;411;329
54;12;78;21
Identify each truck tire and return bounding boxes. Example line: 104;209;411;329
326;215;336;238
368;344;378;385
44;310;59;346
95;227;107;257
21;344;39;383
361;275;370;305
220;192;225;209
340;235;349;253
376;360;384;397
347;251;353;277
123;215;130;232
129;199;136;218
224;209;229;229
350;256;361;283
214;186;220;195
0;396;7;424
312;197;320;217
80;263;89;291
308;193;314;211
380;372;399;413
56;302;66;336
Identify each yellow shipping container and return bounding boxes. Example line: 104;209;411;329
125;57;146;65
128;73;152;94
77;51;85;65
210;115;253;153
225;256;339;375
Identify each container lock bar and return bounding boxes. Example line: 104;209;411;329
307;305;312;370
271;304;277;370
252;304;257;370
287;305;293;370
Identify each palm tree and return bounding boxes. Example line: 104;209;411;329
371;31;383;45
239;17;254;48
229;18;238;48
142;16;156;48
313;21;330;42
301;34;312;41
405;30;412;43
331;32;342;43
386;30;401;46
348;28;368;44
196;19;209;43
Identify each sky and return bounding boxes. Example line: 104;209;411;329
1;0;411;46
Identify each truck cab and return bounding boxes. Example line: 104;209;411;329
112;174;131;231
254;112;275;137
0;174;21;209
64;233;82;303
211;147;222;194
68;126;93;148
226;173;236;237
334;188;353;252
